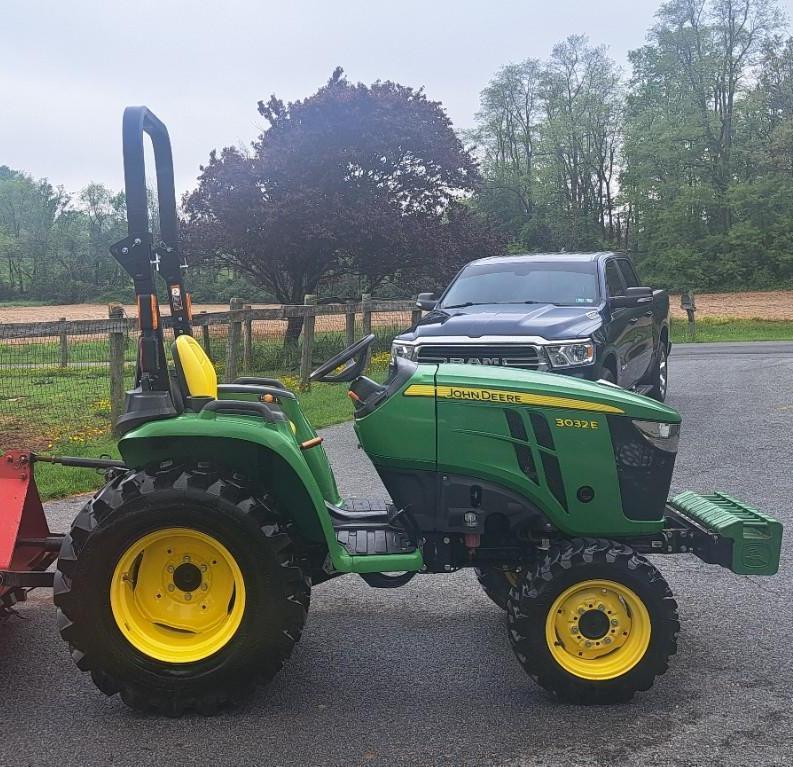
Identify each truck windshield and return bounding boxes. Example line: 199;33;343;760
440;260;599;308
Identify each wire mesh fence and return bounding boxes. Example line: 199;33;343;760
0;317;135;450
0;299;417;450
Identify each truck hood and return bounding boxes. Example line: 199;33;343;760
398;303;603;342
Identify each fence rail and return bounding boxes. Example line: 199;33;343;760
0;296;420;446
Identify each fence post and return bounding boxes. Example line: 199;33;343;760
299;295;317;388
345;300;356;347
108;305;126;435
361;293;372;336
243;304;253;372
411;297;422;328
681;290;696;341
58;317;68;368
200;311;212;361
225;297;243;382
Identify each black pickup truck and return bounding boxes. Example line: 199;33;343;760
391;252;671;400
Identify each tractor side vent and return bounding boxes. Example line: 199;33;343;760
529;412;555;450
540;453;568;512
504;410;538;484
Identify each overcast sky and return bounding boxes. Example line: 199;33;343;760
3;0;793;196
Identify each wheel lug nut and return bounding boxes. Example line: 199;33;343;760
603;637;612;645
201;584;208;591
585;641;592;648
166;565;174;573
201;564;208;572
611;619;619;626
570;626;579;634
167;584;175;592
183;555;191;563
577;608;584;615
184;593;192;601
597;604;606;611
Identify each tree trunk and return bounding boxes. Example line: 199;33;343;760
284;315;304;347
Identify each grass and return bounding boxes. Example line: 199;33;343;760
671;317;793;343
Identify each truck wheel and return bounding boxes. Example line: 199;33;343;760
648;343;669;401
475;567;520;610
599;366;616;385
54;462;310;716
507;539;679;704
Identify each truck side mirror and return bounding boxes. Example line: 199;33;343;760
416;292;437;311
609;286;653;309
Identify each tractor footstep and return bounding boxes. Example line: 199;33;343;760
335;526;416;556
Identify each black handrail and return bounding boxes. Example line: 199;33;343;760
201;400;281;423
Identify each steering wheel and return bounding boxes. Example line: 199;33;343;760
309;334;376;383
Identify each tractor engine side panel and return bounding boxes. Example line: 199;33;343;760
432;368;674;537
353;366;437;468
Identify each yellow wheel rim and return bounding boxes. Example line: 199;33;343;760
545;579;651;681
110;527;246;664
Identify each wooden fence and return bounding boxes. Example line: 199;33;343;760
0;295;421;433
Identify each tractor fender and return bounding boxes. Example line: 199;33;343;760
117;413;350;568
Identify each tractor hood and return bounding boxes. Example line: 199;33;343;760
398;303;603;342
431;363;680;423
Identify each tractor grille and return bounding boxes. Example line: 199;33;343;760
416;344;543;370
608;415;677;521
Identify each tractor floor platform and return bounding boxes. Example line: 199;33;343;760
327;499;416;556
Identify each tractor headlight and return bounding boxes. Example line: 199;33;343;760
545;341;595;368
390;342;416;363
632;420;680;453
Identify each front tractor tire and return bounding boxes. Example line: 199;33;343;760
507;539;679;704
54;462;310;716
475;566;521;610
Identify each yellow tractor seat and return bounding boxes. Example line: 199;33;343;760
172;334;218;410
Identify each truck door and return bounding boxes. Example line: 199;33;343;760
616;258;654;382
603;259;632;385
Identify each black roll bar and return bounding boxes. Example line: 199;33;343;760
110;106;193;393
121;106;179;253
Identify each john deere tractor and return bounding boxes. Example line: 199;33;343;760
53;108;783;715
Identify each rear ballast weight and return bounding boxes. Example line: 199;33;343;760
41;106;782;716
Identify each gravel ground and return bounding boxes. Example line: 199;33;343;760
1;343;791;767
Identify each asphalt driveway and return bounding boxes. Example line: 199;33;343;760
1;342;791;767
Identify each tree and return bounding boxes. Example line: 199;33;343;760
183;68;502;342
621;0;787;288
471;59;543;231
471;38;623;252
650;0;782;230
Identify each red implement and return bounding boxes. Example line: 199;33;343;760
0;451;62;614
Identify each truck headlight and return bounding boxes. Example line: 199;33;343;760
545;341;595;368
390;342;416;363
632;420;680;453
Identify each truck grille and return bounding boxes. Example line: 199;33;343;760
416;344;543;370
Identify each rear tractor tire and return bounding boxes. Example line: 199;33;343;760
54;462;310;716
475;566;521;610
507;538;679;704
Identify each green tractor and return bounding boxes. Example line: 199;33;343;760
54;108;783;715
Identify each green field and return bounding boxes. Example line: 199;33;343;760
670;318;793;343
